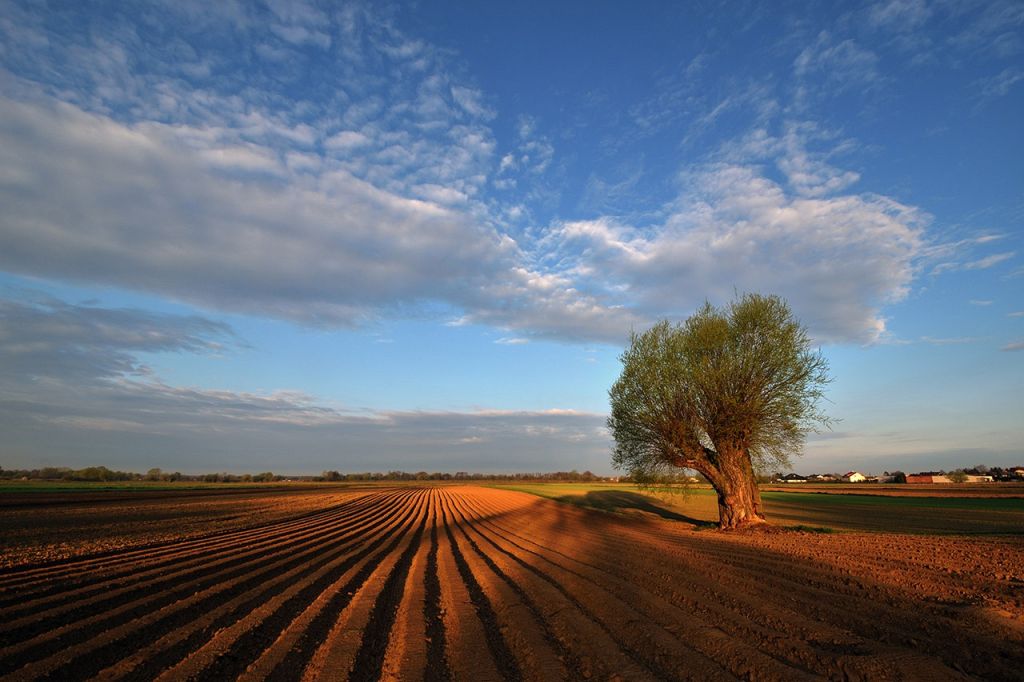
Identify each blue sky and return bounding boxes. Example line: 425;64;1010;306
0;0;1020;475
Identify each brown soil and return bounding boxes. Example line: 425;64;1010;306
0;486;1021;680
0;486;374;568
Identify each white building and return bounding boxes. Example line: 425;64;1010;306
842;471;866;483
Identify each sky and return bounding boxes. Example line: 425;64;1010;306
0;0;1021;476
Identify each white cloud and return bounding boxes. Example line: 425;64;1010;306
541;160;925;344
868;0;932;31
0;94;646;344
0;2;947;350
920;336;979;345
928;242;1016;274
0;294;235;382
964;252;1016;270
412;183;468;205
0;293;614;472
740;123;862;197
494;337;528;345
969;299;993;306
0;96;512;327
450;85;495;120
978;68;1024;98
794;32;881;93
948;1;1024;58
269;23;331;48
1001;340;1024;352
498;153;516;173
324;130;371;150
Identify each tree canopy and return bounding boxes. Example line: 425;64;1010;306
608;293;832;528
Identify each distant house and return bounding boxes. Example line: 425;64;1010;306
842;471;866;483
808;474;836;482
907;474;952;483
965;475;994;483
780;473;807;483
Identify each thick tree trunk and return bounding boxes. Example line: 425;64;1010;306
714;477;765;529
703;450;767;530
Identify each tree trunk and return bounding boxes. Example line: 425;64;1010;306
703;450;767;530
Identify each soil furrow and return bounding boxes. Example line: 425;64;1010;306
0;490;415;677
455;492;707;680
347;494;429;681
297;491;432;681
151;489;427;682
1;484;1018;682
460;489;806;680
432;494;504;681
462;489;975;680
480;501;993;678
0;489;403;655
235;493;431;682
0;490;389;616
439;499;521;681
0;490;377;587
421;501;453;682
86;492;419;682
438;490;571;681
375;495;435;681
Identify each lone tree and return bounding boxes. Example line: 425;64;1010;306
608;293;832;529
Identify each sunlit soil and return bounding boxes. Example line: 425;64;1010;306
0;486;1021;680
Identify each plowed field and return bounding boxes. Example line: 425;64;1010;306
1;486;1022;680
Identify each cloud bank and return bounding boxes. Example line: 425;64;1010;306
0;92;932;345
0;294;610;472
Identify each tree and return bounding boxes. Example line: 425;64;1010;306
948;470;969;483
608;293;832;529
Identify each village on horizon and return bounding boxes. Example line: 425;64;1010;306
771;465;1024;485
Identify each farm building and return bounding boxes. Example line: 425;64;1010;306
779;473;808;483
907;473;995;484
907;474;948;483
842;471;866;483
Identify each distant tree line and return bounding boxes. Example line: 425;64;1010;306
314;469;608;482
0;465;614;483
0;466;140;482
4;464;1016;484
0;466;283;483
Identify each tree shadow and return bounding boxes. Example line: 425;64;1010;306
474;485;1024;680
554;490;716;528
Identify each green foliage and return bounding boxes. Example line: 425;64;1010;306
948;470;969;483
609;293;832;478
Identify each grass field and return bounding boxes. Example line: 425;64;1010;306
493;482;1024;534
